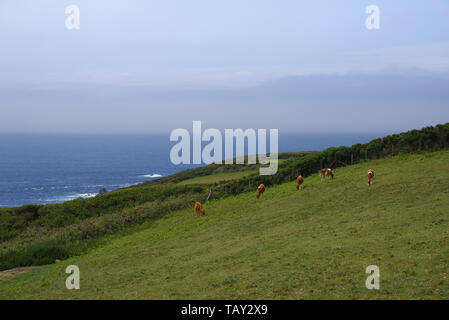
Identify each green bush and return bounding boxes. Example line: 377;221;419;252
0;240;87;270
0;184;208;242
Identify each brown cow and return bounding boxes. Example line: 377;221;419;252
320;168;334;180
296;175;304;190
256;184;265;199
194;202;206;216
367;169;375;186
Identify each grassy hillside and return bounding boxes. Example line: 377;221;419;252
1;151;448;299
0;153;308;271
2;123;447;272
176;170;257;185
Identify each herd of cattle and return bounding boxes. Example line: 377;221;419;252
194;168;375;217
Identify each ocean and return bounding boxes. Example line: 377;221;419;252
0;133;382;207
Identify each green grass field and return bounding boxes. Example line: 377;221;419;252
176;159;289;185
177;170;257;185
1;151;449;299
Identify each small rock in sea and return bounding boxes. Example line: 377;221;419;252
98;187;108;195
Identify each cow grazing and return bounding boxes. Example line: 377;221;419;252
320;168;334;180
367;169;375;186
296;176;304;190
256;184;265;199
194;202;206;216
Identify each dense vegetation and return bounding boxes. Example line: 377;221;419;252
0;184;206;242
0;123;448;271
1;151;448;299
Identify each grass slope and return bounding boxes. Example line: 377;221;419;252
176;170;257;185
1;151;449;299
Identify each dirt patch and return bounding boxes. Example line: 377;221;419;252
0;266;40;282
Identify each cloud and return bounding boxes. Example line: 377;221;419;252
343;43;449;75
1;71;448;134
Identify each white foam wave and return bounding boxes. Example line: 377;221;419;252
140;174;162;178
75;193;98;199
40;193;98;203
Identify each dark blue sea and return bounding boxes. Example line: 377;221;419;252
0;133;382;207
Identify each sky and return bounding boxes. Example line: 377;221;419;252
1;0;449;134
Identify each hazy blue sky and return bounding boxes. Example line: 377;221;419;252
1;1;449;133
